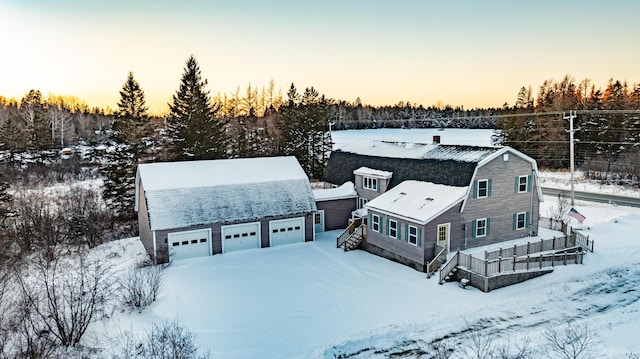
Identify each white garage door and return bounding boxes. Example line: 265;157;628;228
269;217;305;247
222;222;261;253
168;229;211;260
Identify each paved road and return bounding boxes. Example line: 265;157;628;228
542;187;640;208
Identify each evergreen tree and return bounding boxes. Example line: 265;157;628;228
279;84;332;179
103;72;151;223
20;89;53;152
166;55;228;161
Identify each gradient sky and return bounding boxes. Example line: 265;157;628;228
1;0;639;114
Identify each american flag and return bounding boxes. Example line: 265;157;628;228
568;207;586;223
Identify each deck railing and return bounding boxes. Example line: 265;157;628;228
483;235;575;260
458;248;583;277
574;231;594;252
426;245;447;277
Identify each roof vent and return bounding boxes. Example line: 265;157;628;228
419;198;434;209
433;135;441;144
393;192;407;202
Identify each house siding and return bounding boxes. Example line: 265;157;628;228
462;150;540;249
423;202;465;262
354;174;390;201
365;211;425;266
136;181;155;261
316;198;357;231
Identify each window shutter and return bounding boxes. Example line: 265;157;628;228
405;224;409;242
486;218;491;236
386;218;390;236
526;212;530;228
487;179;492;197
369;213;373;230
513;213;517;230
471;220;476;238
377;179;380;193
514;176;519;193
473;180;477;199
527;175;532;192
379;216;383;234
361;176;364;190
417;228;422;247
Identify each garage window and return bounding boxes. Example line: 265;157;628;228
225;235;232;239
181;241;188;245
172;242;179;247
250;231;256;236
200;238;206;243
191;239;198;244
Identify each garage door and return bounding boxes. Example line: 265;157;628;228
168;229;211;260
221;222;260;253
270;217;305;247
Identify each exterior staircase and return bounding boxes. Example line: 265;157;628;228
336;218;367;251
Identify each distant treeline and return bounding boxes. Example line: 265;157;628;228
1;74;639;182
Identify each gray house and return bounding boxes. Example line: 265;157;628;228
135;156;317;263
323;138;543;271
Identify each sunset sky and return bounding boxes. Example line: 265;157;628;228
1;0;639;114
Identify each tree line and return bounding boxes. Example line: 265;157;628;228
496;75;640;183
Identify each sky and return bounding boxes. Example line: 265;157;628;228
1;0;640;114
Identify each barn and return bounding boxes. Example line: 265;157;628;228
135;156;317;263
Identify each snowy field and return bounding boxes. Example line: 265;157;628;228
91;129;640;358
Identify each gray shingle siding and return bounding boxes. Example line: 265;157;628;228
316;198;357;231
461;151;540;249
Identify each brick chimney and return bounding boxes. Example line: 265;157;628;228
433;135;441;144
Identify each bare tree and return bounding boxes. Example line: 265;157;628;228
549;192;570;223
119;265;165;311
15;253;114;347
543;321;600;359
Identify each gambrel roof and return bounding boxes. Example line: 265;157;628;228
323;141;500;188
136;156;317;231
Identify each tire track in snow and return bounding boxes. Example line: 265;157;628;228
322;262;640;358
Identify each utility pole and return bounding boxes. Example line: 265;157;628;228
564;111;577;206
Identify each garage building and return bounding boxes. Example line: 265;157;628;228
135;156;317;263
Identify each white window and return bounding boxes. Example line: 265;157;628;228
518;175;528;193
516;212;526;230
363;176;378;191
475;218;487;237
358;197;368;209
371;214;380;233
477;179;489;198
408;225;418;245
389;219;398;239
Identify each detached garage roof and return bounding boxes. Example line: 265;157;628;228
136;156;317;231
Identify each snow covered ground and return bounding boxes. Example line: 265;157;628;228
94;198;640;358
90;129;640;358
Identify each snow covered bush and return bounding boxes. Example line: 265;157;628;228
119;264;165;311
113;319;210;359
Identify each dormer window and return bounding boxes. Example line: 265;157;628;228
363;176;378;191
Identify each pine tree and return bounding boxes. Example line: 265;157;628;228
20;89;53;152
102;72;151;222
166;55;228;161
279;84;331;179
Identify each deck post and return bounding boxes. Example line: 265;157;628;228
513;255;516;272
498;256;502;273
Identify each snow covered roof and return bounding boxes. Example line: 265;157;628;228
365;180;467;224
137;156;309;191
338;140;500;163
136;157;317;231
353;167;393;179
313;182;357;202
